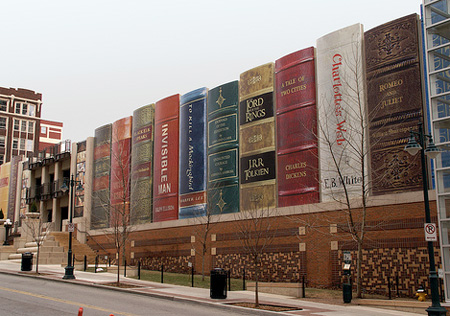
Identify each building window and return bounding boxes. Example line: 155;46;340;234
0;117;6;129
20;138;25;150
21;121;27;132
27;139;33;152
41;126;47;134
12;139;18;150
28;121;34;133
14;119;19;130
0;136;5;148
14;102;36;116
0;100;6;112
29;104;35;117
0;155;4;165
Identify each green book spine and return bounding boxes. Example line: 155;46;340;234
131;104;155;224
207;81;239;215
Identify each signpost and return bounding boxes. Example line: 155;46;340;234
424;223;437;242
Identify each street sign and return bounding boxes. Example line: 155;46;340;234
68;223;74;233
424;223;437;242
343;251;352;264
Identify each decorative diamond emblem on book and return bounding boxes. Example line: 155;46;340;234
216;190;226;213
216;88;226;108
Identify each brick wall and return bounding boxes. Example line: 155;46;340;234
87;199;441;294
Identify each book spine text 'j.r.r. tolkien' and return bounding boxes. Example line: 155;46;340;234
239;63;277;211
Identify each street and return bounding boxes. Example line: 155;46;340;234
0;274;256;316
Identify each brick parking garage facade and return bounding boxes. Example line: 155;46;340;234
87;190;440;297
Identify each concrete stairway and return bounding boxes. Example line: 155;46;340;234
8;234;65;264
50;232;97;264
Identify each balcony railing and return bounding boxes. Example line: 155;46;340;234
27;139;71;170
25;179;69;203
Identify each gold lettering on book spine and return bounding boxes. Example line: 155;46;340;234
134;142;152;165
240;121;275;154
239;63;274;98
134;105;154;129
240;184;276;211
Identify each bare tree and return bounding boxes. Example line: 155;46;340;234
317;32;370;298
90;122;137;284
234;202;278;307
21;213;47;274
189;192;226;281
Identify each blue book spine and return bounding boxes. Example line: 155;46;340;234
179;87;208;218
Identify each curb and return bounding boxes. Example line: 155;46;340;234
0;269;288;316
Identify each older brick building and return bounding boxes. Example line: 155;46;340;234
0;87;42;164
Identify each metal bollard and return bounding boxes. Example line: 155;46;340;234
138;261;141;280
302;275;306;298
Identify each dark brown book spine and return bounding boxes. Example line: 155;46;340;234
365;14;424;195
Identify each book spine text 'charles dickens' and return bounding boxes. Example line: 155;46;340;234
131;104;154;224
365;14;424;195
153;95;180;222
275;47;319;207
179;88;208;219
92;124;112;229
239;63;276;211
110;117;132;228
207;81;239;215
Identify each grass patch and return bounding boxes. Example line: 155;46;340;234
130;269;244;290
83;267;108;273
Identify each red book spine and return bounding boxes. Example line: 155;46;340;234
275;47;320;207
153;95;180;222
110;117;132;227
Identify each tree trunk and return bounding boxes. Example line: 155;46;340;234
202;246;205;282
36;245;40;274
117;250;120;284
254;255;259;307
356;241;363;298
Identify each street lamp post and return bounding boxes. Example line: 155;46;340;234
61;175;80;280
404;123;447;316
3;218;12;246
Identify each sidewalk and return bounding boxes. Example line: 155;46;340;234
0;260;437;316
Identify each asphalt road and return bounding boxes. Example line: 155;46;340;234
0;274;258;316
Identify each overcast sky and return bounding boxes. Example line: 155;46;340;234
1;0;421;143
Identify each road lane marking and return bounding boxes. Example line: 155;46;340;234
0;286;137;316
